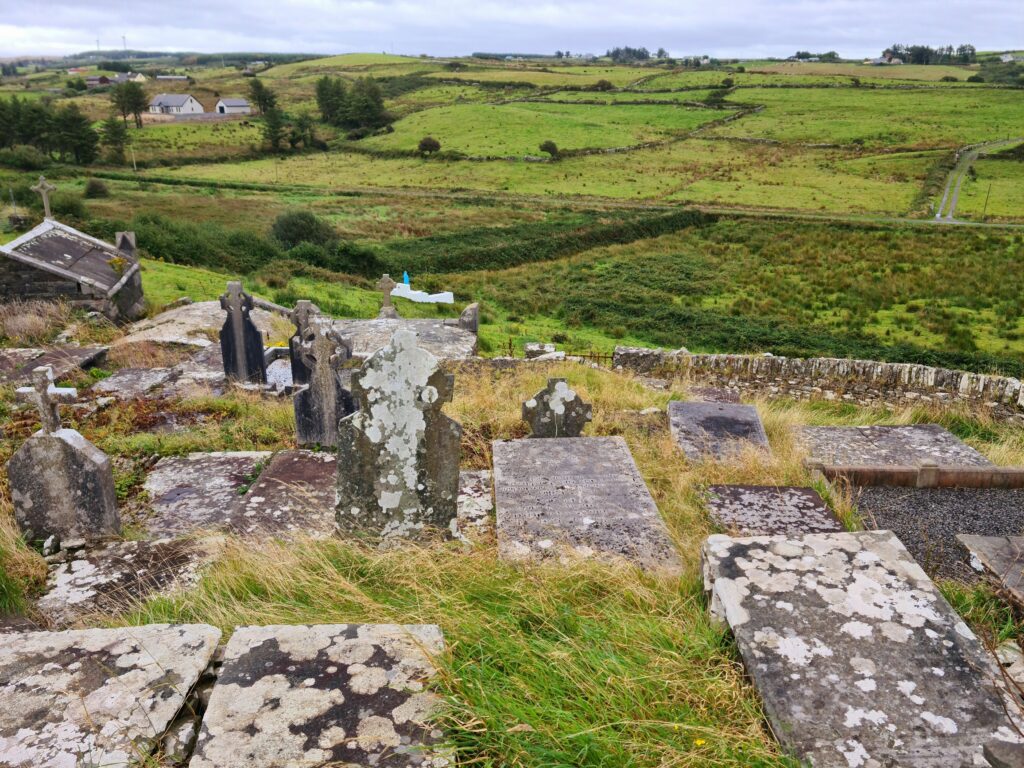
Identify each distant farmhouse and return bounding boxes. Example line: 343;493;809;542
148;93;204;115
0;180;144;322
215;98;251;115
1001;53;1017;63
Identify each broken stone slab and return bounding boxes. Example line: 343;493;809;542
453;469;493;544
798;424;993;468
0;345;107;384
668;401;769;460
691;386;740;403
0;623;220;767
144;451;271;537
959;534;1024;609
37;537;223;627
702;530;1023;767
188;623;449;768
91;366;177;399
522;378;592;438
324;317;477;360
524;342;555;359
493;437;681;574
706;485;843;536
116;300;280;349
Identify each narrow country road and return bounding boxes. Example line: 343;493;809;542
934;137;1022;221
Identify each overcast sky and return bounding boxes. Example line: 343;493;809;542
1;0;1020;59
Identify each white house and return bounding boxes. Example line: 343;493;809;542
1001;53;1017;63
215;98;252;115
148;94;204;115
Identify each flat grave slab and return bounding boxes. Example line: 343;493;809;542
855;487;1024;581
144;451;270;537
958;534;1024;608
702;530;1021;767
91;367;177;399
0;345;107;384
0;623;220;767
798;424;993;468
116;300;280;349
668;401;769;460
37;537;222;627
325;317;477;360
706;485;842;536
493;437;681;574
227;450;337;537
188;623;449;768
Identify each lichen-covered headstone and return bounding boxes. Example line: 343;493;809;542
294;327;356;448
336;330;462;541
7;366;119;543
219;281;267;384
288;299;321;386
522;378;592;438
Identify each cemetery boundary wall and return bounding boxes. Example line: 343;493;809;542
611;346;1024;418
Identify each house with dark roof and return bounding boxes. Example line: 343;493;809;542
148;93;204;115
0;220;145;322
215;98;251;115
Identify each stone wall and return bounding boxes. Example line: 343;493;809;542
612;346;1024;418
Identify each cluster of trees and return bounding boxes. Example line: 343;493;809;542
885;44;976;64
793;51;841;62
110;82;148;128
606;46;669;63
314;76;391;132
1;63;19;77
0;97;99;164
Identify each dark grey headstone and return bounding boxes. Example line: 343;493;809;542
219;281;267;384
706;485;842;536
703;530;1021;767
0;624;220;767
336;330;462;541
799;424;993;468
668;401;769;460
958;534;1024;609
522;378;592;437
458;302;479;334
294;327;356;448
188;624;447;768
288;299;321;386
493;437;681;574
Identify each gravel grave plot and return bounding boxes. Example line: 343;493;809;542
854;487;1024;581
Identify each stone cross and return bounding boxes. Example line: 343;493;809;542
219;281;267;384
288;299;321;386
377;274;399;319
294;326;356;448
336;329;462;541
31;176;57;219
16;366;77;433
522;378;592;438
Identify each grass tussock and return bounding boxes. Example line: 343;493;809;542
0;299;71;346
105;340;194;370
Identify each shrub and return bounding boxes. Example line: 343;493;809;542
83;178;110;198
0;300;71;345
270;210;337;250
418;136;441;155
967;74;985;82
0;145;50;171
50;191;86;219
539;140;559;159
591;79;614;91
940;75;959;82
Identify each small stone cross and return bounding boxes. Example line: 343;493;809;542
16;366;77;433
31;176;57;219
377;274;397;309
522;378;592;438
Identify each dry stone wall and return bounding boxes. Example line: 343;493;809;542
612;346;1024;418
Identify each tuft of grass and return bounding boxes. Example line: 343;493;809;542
0;299;71;346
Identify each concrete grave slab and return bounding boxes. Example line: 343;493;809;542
0;623;220;768
325;317;476;360
706;485;843;536
144;451;270;537
0;346;107;384
958;535;1024;608
91;367;177;399
188;623;449;768
493;437;681;574
37;537;223;627
702;530;1022;767
116;300;279;349
668;401;769;460
799;424;993;468
855;487;1024;581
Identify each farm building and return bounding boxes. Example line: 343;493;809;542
113;72;148;83
215;98;252;115
0;220;145;322
148;93;204;114
1001;53;1017;63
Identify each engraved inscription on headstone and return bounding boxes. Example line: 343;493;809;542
294;326;356;448
668;401;769;460
522;378;592;438
219;281;267;384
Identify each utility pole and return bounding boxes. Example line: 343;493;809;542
982;181;993;221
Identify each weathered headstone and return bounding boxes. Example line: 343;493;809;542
30;174;56;219
0;624;220;767
458;302;479;334
8;366;119;542
493;437;682;573
188;624;448;768
377;273;400;319
219;281;267;384
959;534;1024;609
336;330;462;541
702;530;1022;766
294;326;356;448
668;401;769;460
799;424;993;468
705;485;842;536
288;299;321;385
522;378;592;438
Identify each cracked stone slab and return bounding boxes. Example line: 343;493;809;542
144;451;271;537
0;346;107;384
116;300;280;349
454;470;493;543
958;535;1024;609
324;317;476;360
37;537;223;627
798;425;993;468
668;401;769;460
702;530;1022;767
0;623;221;767
493;437;681;574
91;367;178;399
706;485;843;536
188;623;449;768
